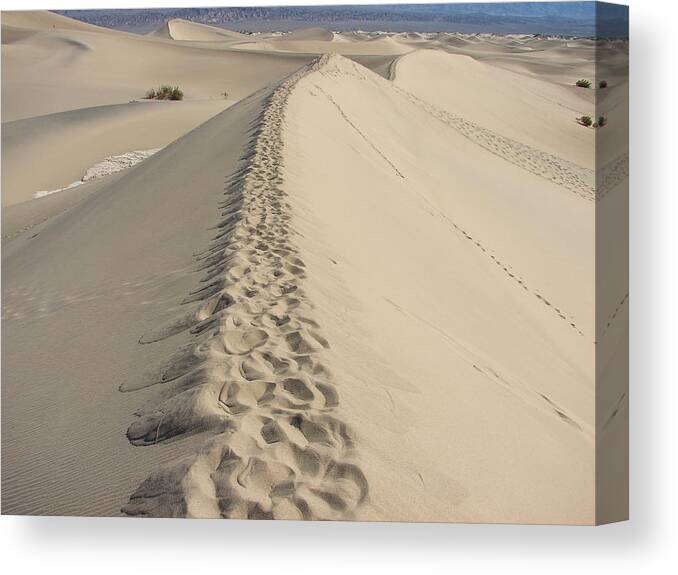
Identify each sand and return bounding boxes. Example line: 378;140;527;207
149;19;248;42
2;101;229;206
1;11;628;523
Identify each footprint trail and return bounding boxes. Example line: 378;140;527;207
122;57;368;520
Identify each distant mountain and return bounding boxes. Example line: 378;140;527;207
56;2;629;37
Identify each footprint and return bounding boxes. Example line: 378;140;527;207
283;377;315;402
222;328;269;355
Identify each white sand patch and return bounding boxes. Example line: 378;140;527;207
81;148;161;181
33;180;84;199
34;148;161;199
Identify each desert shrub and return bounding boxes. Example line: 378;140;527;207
222;91;229;99
156;85;173;100
579;115;593;127
169;87;183;101
598;80;608;89
598;116;607;127
144;85;184;101
158;85;183;100
576;79;591;88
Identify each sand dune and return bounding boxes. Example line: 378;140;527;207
1;11;627;523
150;18;247;42
1;11;312;122
1;103;214;195
5;55;594;521
123;63;369;519
1;8;111;33
1;24;41;44
275;27;334;42
114;54;597;522
1;100;232;206
393;50;594;167
283;55;595;522
232;35;409;56
2;82;277;516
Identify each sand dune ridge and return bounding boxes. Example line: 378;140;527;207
122;56;368;520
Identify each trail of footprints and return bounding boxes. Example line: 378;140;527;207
122;57;368;520
393;86;596;201
394;85;627;203
394;86;629;201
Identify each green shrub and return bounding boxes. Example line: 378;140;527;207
598;80;608;89
158;85;183;100
579;115;593;127
169;87;183;101
156;85;173;100
144;85;184;101
575;79;591;88
598;116;607;127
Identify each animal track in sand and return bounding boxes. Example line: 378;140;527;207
122;56;368;521
313;83;405;180
384;296;588;435
447;215;585;336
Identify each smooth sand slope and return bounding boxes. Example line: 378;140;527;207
283;55;596;523
1;9;111;33
2;12;628;522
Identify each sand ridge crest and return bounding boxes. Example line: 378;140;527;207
122;56;369;520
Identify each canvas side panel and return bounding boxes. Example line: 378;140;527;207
595;1;629;525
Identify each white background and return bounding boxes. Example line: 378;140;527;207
0;0;675;572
